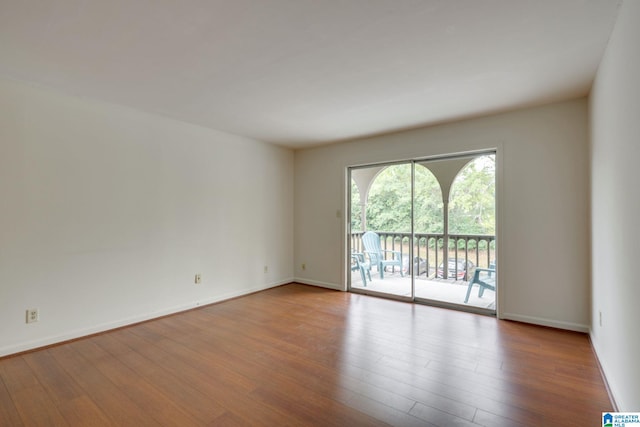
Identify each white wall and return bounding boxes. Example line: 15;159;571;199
0;77;294;356
590;0;640;411
295;99;590;331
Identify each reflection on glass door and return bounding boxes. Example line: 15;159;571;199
349;163;412;299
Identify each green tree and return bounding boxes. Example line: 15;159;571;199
365;164;443;233
366;164;412;232
350;180;362;231
414;165;444;233
361;155;495;236
448;155;495;235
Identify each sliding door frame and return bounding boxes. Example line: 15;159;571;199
346;148;500;316
347;160;415;303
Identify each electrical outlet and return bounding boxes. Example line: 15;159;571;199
195;274;202;284
26;308;39;324
302;263;306;271
264;265;268;274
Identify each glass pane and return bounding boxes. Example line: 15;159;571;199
350;164;412;297
414;155;496;311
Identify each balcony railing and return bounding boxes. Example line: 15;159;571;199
351;231;495;280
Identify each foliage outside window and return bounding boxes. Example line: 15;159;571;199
365;164;444;234
448;155;495;236
350;180;362;231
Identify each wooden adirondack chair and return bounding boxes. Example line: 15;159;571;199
361;231;403;279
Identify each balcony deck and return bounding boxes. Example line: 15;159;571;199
350;269;495;310
350;231;496;311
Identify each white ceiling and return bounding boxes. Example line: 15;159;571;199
0;0;622;148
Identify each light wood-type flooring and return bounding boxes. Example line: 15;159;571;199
0;283;611;426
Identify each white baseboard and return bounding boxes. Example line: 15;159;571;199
294;277;344;291
501;312;589;333
590;332;621;411
0;278;292;358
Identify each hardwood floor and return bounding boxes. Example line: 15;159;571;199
1;283;611;426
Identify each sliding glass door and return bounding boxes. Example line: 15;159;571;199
348;153;496;313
